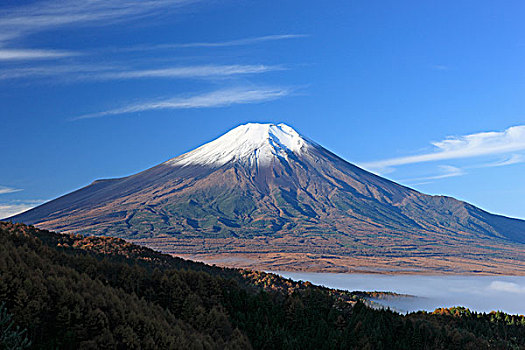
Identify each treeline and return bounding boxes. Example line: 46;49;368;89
1;222;525;349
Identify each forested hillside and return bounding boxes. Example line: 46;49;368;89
1;221;525;349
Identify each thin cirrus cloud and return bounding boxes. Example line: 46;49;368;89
72;87;292;120
477;154;525;168
0;0;196;42
0;48;77;61
0;199;45;219
0;0;304;61
0;34;305;61
116;34;308;52
362;125;525;172
0;64;116;80
0;0;197;60
0;64;283;81
400;165;466;185
0;204;32;219
94;65;283;80
0;186;22;195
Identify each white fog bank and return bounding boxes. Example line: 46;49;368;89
274;272;525;315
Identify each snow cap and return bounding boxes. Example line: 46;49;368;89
167;123;308;167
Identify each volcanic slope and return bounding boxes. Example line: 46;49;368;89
8;123;525;273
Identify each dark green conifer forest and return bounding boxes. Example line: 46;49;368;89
1;222;524;349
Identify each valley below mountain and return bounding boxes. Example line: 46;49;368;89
8;123;525;274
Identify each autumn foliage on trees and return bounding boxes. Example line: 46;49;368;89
1;221;525;349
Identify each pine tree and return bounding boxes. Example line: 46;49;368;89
0;302;31;350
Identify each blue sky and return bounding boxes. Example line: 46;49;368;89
1;0;524;219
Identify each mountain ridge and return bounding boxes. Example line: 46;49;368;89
7;122;525;274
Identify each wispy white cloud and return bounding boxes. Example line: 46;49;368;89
0;33;304;62
94;64;284;80
116;34;307;51
423;165;465;180
0;0;197;61
0;200;43;219
0;186;22;195
0;204;32;219
0;48;77;61
363;125;525;171
72;87;292;120
0;64;114;80
476;154;525;168
0;64;283;81
0;0;196;43
400;165;466;185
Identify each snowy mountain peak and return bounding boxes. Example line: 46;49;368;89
167;123;309;167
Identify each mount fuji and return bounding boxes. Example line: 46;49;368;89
7;123;525;274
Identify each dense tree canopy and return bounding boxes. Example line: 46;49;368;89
1;222;524;349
